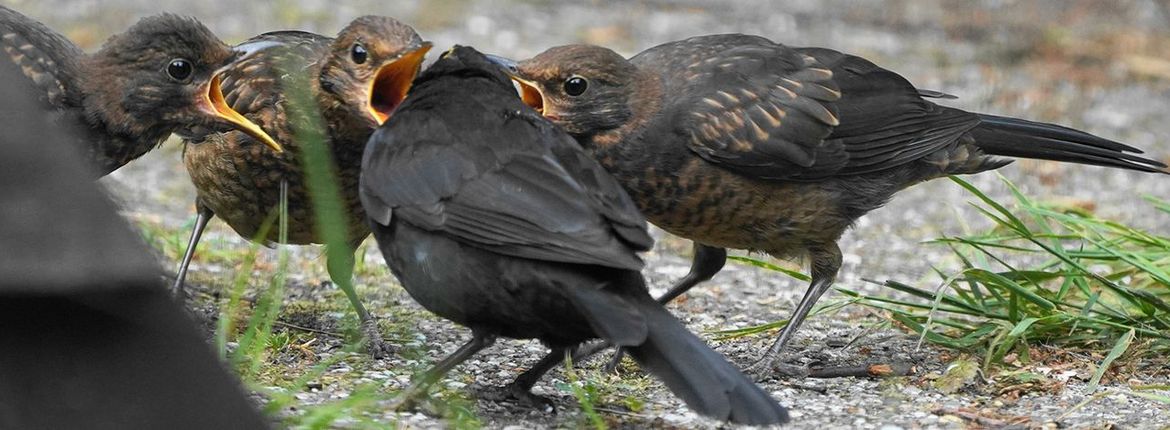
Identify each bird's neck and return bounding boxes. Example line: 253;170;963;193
581;69;662;162
77;88;169;174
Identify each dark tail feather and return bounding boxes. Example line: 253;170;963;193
624;296;789;426
971;114;1168;173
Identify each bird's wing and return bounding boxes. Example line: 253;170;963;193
640;35;981;180
0;6;85;110
529;111;654;253
219;31;330;117
795;47;980;177
642;35;845;180
361;103;649;271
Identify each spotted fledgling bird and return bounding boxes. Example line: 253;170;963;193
360;46;790;425
175;16;429;355
505;34;1169;376
0;6;279;176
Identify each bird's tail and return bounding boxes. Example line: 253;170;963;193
970;114;1167;173
569;278;788;425
623;298;790;425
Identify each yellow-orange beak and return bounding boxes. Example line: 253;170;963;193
367;42;433;125
485;54;547;115
202;73;282;152
509;76;546;116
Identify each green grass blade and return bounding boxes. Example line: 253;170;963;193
1087;329;1135;391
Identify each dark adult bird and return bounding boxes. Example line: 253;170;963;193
505;34;1169;376
0;6;280;176
360;46;789;425
0;47;269;430
175;16;430;355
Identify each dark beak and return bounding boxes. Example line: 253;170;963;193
485;54;519;74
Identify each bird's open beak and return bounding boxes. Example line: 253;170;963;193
367;42;433;125
510;76;545;115
487;55;547;115
200;73;282;153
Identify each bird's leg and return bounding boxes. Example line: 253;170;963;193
480;346;566;411
594;244;728;373
325;243;392;358
657;243;728;304
391;332;497;411
172;204;213;297
746;245;841;380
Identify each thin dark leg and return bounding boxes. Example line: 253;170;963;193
596;244;727;372
747;244;842;378
482;346;568;410
511;346;568;392
393;332;497;410
172;205;213;296
657;243;727;304
324;242;391;357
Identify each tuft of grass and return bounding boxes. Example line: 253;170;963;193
561;355;608;430
846;175;1169;372
721;174;1169;378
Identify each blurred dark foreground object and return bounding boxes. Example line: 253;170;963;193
0;52;268;430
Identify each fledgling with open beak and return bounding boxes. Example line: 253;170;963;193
0;6;278;175
176;15;429;357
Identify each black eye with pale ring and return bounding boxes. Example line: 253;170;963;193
166;58;193;82
563;76;588;96
351;43;368;64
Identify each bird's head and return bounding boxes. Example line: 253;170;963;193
319;16;430;127
80;14;280;152
502;45;638;137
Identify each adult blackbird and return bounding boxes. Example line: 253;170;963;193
0;6;280;176
505;34;1169;375
360;46;789;425
0;46;268;430
175;16;429;355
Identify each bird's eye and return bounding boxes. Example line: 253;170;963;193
166;58;193;82
351;43;368;64
563;76;588;96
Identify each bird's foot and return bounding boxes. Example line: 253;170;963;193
569;341;636;375
360;318;396;359
478;383;556;413
387;394;419;413
601;348;639;375
745;353;808;381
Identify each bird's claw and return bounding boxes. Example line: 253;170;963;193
601;348;632;375
745;354;808;381
478;384;556;413
360;318;396;359
387;395;419;413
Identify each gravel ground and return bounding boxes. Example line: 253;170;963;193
13;0;1170;428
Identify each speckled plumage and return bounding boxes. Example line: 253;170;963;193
0;6;271;176
174;16;428;357
183;18;427;246
512;33;1168;375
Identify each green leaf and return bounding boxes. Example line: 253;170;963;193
1088;329;1135;391
726;256;811;281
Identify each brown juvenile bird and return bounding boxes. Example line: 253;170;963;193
176;16;429;355
505;34;1169;376
0;6;279;176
